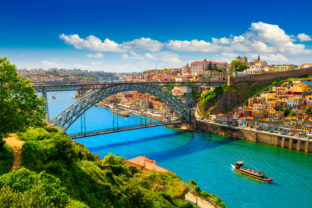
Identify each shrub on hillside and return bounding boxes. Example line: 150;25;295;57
0;168;69;207
18;127;52;141
19;127;197;208
22;137;96;171
0;144;13;175
201;86;225;108
189;179;226;208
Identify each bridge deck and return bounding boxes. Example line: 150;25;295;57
69;121;182;139
34;81;225;92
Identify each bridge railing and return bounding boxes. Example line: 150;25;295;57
68;120;182;138
33;80;226;92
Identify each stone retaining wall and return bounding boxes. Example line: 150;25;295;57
233;67;312;84
196;121;312;153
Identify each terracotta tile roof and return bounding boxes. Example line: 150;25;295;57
126;156;175;175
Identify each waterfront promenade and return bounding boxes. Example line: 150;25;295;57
196;118;312;153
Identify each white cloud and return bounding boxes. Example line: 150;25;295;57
123;37;163;52
60;34;162;53
87;53;104;58
91;61;103;66
213;52;239;63
247;22;309;54
122;51;145;60
122;51;181;65
248;53;289;63
144;52;157;60
212;37;230;45
60;34;124;52
167;39;223;52
167;22;312;55
157;51;181;65
297;33;312;42
41;60;61;68
57;22;312;70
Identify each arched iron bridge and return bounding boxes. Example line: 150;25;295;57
51;83;192;130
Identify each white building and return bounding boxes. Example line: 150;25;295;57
190;59;210;75
286;98;300;108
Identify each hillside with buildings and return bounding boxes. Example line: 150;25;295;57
206;77;312;137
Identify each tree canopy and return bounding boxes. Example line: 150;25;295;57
0;57;45;147
305;107;312;114
231;60;248;72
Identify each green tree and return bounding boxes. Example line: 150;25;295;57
240;63;248;71
284;108;291;117
0;58;46;149
231;60;240;71
305;107;312;114
231;60;247;72
289;111;296;116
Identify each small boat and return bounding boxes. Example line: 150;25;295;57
231;161;273;183
102;105;110;109
52;96;56;99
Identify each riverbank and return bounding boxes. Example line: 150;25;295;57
196;119;312;153
97;102;173;123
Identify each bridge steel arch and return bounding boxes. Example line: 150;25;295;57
51;83;191;130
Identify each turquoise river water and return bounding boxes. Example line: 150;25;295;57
47;91;312;208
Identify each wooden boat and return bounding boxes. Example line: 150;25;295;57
52;96;56;99
231;161;273;183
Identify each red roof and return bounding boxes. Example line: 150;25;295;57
126;156;175;175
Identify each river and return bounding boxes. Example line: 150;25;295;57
47;91;312;208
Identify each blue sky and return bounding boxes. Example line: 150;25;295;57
1;0;312;72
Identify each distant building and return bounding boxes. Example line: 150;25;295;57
236;56;248;64
190;59;210;75
182;64;191;74
175;75;189;82
190;59;227;75
299;63;312;69
273;65;297;72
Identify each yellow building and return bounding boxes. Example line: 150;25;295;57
273;65;297;72
293;83;311;92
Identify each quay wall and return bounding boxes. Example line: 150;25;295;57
232;66;312;84
196;121;312;153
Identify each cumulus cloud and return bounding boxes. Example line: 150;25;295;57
157;51;182;65
122;37;163;52
60;34;124;52
213;52;239;62
167;22;312;55
122;51;145;60
246;53;289;63
167;39;223;53
60;34;162;53
59;22;312;68
87;53;104;58
297;33;312;42
60;23;312;56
